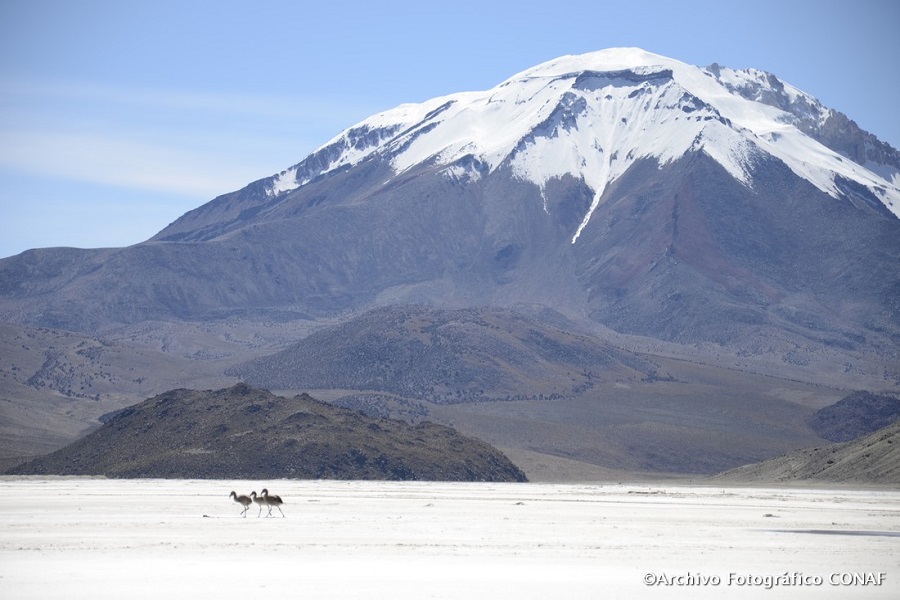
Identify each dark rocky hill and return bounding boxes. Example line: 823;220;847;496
713;421;900;485
807;391;900;442
7;384;527;481
228;305;659;403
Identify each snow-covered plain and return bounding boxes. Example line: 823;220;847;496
1;478;898;599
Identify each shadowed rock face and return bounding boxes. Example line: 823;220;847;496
7;384;527;482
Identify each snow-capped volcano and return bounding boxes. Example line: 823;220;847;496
267;47;900;240
4;48;900;490
4;48;900;361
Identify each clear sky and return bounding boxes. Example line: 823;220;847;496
1;0;897;258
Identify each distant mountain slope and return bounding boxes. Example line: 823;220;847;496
7;384;527;481
228;305;659;403
0;321;245;469
713;421;900;485
807;391;900;442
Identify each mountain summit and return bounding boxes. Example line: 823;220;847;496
156;47;899;244
2;48;898;359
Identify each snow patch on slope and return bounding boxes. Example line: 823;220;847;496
269;167;300;196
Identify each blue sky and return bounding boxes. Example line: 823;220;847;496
1;0;898;258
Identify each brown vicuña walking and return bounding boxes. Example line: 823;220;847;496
250;490;267;518
229;491;252;517
262;488;286;518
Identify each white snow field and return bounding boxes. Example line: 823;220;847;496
1;478;898;599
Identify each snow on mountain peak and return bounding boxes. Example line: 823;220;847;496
268;48;900;231
505;47;678;80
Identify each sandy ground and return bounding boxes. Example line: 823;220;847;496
1;478;898;599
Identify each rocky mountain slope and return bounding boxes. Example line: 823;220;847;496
0;49;896;359
226;304;841;477
0;321;251;470
714;421;900;485
228;305;659;403
7;384;527;481
806;391;900;442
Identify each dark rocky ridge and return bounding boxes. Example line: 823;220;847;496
7;384;527;481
